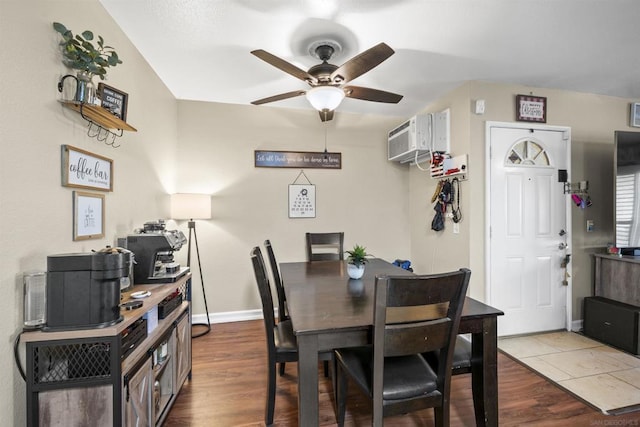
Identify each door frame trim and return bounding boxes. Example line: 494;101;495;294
484;121;572;333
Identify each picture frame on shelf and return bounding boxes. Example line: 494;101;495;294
516;94;547;123
97;83;128;121
73;191;105;241
61;145;113;191
630;103;640;128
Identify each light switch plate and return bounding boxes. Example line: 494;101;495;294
475;99;485;115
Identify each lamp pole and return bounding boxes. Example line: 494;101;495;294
188;218;211;337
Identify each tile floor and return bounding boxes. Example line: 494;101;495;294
498;331;640;414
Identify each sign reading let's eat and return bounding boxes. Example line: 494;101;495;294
254;150;342;169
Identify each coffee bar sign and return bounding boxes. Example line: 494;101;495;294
61;145;113;191
255;150;342;169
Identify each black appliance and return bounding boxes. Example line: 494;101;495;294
124;220;189;284
45;248;131;331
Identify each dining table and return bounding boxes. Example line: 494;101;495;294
280;258;504;427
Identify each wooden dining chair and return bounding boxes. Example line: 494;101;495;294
264;239;288;323
423;335;472;376
250;246;332;426
334;269;471;427
305;232;344;261
264;240;331;377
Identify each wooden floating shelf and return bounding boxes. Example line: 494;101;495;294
59;100;137;132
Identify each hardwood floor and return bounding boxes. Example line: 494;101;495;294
164;320;640;426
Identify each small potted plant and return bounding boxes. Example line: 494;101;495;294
346;244;368;279
53;22;123;103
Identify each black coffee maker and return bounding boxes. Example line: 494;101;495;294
45;248;131;331
124;220;189;284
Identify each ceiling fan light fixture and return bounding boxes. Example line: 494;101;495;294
306;86;345;111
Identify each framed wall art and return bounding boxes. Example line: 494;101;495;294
516;94;547;123
97;83;128;121
73;191;105;241
289;184;316;218
62;145;113;191
630;103;640;128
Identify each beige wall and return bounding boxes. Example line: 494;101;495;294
174;101;410;315
2;1;638;424
409;80;631;323
0;2;411;423
1;1;178;424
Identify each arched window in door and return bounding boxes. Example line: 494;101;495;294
506;139;550;166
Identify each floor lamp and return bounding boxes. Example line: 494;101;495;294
171;193;212;338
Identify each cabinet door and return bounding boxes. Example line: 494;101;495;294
124;358;152;427
175;311;191;387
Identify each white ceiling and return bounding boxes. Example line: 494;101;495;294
99;0;640;120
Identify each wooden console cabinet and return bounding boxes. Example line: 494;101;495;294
587;254;640;354
22;275;191;426
593;254;640;306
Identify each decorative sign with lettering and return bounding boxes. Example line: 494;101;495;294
61;145;113;191
97;83;128;121
516;94;547;123
73;191;105;241
255;150;341;169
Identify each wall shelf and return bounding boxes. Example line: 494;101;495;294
59;101;137;146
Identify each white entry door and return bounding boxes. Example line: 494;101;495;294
487;123;571;336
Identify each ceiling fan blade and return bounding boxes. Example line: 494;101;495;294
344;85;403;103
251;49;318;84
330;42;395;84
319;109;334;122
251;90;306;105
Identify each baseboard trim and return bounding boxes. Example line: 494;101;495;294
571;319;583;332
192;309;263;325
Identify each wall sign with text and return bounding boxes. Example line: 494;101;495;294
98;83;128;121
255;150;341;169
61;145;113;191
516;94;547;123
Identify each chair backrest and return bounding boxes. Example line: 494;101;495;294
250;246;276;356
372;269;471;398
305;232;344;261
264;239;288;322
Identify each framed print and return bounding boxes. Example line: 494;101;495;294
516;94;547;123
73;191;105;241
289;184;316;218
62;145;113;191
631;103;640;128
97;83;128;121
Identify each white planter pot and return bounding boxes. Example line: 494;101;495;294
347;263;365;279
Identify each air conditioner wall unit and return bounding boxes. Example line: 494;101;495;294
387;109;450;163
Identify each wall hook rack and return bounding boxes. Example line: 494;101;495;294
564;181;589;195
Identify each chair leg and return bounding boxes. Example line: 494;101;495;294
279;361;285;376
336;362;348;427
434;405;449;427
266;359;276;426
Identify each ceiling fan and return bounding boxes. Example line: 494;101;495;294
250;42;403;122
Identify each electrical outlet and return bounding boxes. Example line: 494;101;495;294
586;219;594;232
453;222;460;234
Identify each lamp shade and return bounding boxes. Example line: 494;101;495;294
305;86;345;111
170;193;212;220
